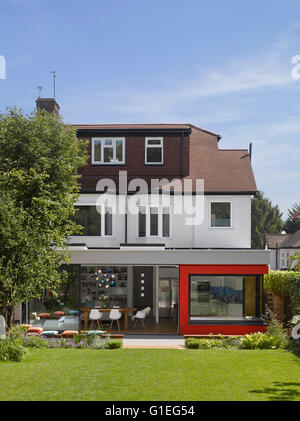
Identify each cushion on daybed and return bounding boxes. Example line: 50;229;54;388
87;330;105;336
38;313;50;318
68;310;79;315
61;330;78;338
40;331;59;337
26;327;44;334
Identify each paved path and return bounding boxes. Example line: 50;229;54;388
122;335;185;349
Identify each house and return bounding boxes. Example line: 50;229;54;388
27;98;269;335
266;212;300;270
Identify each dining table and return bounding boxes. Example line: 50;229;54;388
80;307;137;330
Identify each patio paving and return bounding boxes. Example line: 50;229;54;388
122;334;185;349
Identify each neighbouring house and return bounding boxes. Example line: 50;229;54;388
24;97;269;335
266;212;300;270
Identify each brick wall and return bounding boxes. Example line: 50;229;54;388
77;132;190;191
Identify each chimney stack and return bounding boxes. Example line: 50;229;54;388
36;98;60;116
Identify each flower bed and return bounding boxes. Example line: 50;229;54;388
0;326;123;361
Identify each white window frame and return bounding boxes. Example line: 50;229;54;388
280;251;290;269
137;205;170;238
101;205;113;237
92;137;125;165
75;204;113;237
145;137;163;165
209;200;232;228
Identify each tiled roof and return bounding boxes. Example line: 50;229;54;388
266;233;290;248
73;123;220;138
184;127;256;193
293;210;300;218
266;230;300;248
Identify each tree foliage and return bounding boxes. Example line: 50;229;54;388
251;191;283;249
284;202;300;234
0;108;87;325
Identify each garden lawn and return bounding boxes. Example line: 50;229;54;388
1;348;300;401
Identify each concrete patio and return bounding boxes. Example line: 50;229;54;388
122;334;185;349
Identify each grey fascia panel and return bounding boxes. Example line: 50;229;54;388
67;249;270;266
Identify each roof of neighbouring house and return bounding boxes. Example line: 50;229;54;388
293;210;300;218
266;230;300;249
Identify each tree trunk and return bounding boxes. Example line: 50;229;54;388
0;305;15;329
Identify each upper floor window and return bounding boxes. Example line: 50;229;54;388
210;202;231;227
92;138;125;165
138;206;170;237
74;206;112;237
145;137;163;164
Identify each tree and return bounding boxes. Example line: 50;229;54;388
284;203;300;234
251;191;283;249
0;108;87;326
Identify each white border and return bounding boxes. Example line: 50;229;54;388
145;137;163;165
137;205;171;238
92;137;125;165
209;200;232;228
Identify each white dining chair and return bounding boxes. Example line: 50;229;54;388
109;309;122;331
132;307;151;329
89;309;103;329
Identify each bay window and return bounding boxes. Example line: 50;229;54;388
189;275;262;321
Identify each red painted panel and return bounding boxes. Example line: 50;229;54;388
181;324;267;335
179;264;269;335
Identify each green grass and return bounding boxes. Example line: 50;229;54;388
0;349;300;401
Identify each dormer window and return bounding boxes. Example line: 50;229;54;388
92;138;125;164
145;137;163;164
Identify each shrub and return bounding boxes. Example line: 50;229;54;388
264;271;287;295
105;340;122;349
266;313;289;348
8;325;27;340
185;338;200;349
74;334;94;346
0;338;27;361
264;270;300;315
289;339;300;356
238;330;288;350
185;336;241;349
91;336;109;349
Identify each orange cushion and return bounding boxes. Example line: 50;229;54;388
26;332;40;336
26;327;44;333
38;313;50;318
61;330;78;338
53;311;64;315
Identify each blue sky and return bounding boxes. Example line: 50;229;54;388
1;0;300;217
